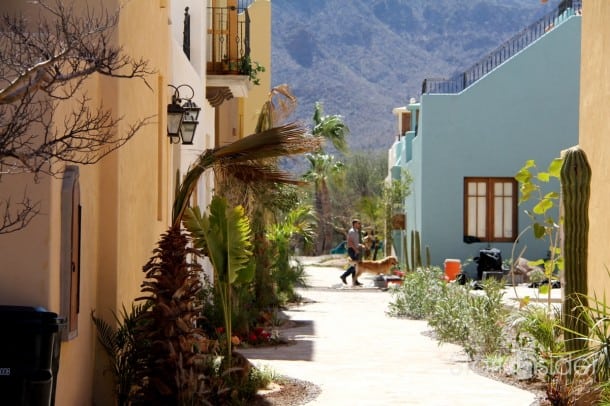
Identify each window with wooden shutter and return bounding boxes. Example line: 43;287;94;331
464;177;517;243
60;166;81;340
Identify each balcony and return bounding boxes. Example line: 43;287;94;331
206;1;253;107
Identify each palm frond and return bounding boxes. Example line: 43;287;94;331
215;162;307;186
183;206;208;255
312;102;323;126
172;123;320;225
311;102;349;153
255;84;297;132
91;310;119;359
215;123;319;160
313;116;349;153
194;196;253;285
172;150;216;225
226;204;254;284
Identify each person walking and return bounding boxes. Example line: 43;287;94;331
340;219;364;286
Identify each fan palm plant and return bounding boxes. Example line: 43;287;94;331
133;123;320;404
173;123;318;225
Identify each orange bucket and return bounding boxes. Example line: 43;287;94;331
444;259;461;281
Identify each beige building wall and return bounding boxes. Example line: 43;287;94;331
242;0;272;135
0;1;172;404
214;0;270;146
579;0;610;298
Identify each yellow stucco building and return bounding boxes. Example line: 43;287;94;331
579;0;610;298
0;0;269;404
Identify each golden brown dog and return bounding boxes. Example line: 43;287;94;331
355;256;399;279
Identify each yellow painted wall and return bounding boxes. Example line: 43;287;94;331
0;0;172;404
91;2;172;404
242;0;272;135
579;0;610;298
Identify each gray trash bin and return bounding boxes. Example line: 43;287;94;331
0;305;66;406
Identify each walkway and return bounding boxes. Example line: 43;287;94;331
239;257;540;405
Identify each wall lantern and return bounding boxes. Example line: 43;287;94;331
167;84;201;145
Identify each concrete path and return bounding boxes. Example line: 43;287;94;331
239;257;539;405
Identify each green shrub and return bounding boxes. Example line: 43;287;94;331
468;278;509;357
508;304;563;382
272;259;307;305
427;278;508;360
386;267;444;319
565;293;610;383
247;364;280;392
426;283;472;355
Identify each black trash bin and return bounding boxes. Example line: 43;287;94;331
0;305;66;406
474;248;503;280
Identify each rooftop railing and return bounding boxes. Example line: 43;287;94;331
422;0;582;94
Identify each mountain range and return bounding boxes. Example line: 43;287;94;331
271;0;562;152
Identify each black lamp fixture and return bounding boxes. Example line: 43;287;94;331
167;84;201;145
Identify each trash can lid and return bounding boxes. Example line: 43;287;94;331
0;305;66;331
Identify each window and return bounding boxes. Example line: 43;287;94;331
464;177;517;243
60;166;81;340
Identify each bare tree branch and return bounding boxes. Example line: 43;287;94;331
0;191;40;234
0;0;155;233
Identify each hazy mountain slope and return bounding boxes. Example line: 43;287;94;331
271;0;561;151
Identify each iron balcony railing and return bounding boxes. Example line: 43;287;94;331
206;1;253;75
422;0;582;94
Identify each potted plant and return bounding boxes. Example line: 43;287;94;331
238;55;265;85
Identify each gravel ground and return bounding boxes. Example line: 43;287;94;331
250;377;321;405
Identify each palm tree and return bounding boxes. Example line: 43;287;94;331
312;101;349;154
134;123;320;404
303;152;344;254
134;225;206;405
240;85;304;311
306;102;350;255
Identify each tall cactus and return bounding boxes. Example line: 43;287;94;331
410;230;415;270
403;232;411;272
409;230;423;270
414;230;422;269
560;146;591;352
